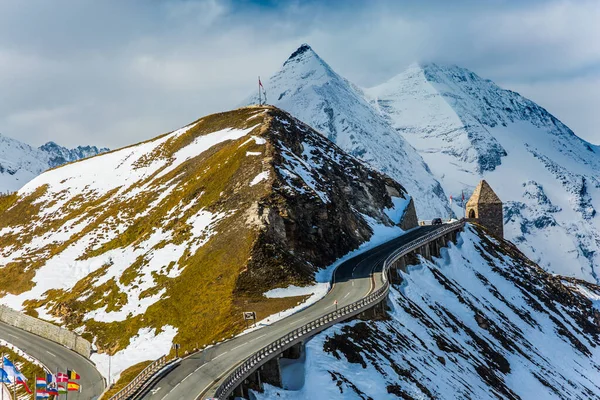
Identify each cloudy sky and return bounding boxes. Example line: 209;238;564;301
1;0;598;148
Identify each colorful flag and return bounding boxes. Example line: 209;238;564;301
67;381;80;391
0;368;10;384
58;384;67;394
16;376;32;393
46;372;56;384
2;357;26;382
66;369;80;380
46;384;59;396
35;389;49;399
57;372;69;382
36;377;47;389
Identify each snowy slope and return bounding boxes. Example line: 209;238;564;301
255;225;600;400
0;133;108;193
0;134;49;193
0;106;414;381
242;45;451;220
368;63;600;283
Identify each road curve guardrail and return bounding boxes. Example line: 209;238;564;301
211;220;465;399
109;355;167;400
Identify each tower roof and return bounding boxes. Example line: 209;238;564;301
466;180;501;207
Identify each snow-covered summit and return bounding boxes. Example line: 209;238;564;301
368;62;600;283
243;45;451;220
0;133;108;193
40;141;109;168
0;134;49;193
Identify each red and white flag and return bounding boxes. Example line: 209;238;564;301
57;372;69;383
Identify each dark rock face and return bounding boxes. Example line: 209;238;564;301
235;108;411;293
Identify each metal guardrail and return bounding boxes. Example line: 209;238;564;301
212;221;465;399
109;355;167;400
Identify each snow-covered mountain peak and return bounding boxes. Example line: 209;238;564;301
369;62;600;284
244;45;451;219
0;133;109;193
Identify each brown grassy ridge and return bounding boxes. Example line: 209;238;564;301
100;360;152;399
2;106;315;358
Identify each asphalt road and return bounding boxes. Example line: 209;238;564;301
0;322;105;400
142;225;440;400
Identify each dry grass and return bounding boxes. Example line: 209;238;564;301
100;360;153;399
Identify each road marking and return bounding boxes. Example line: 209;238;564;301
150;387;161;395
343;293;350;299
182;373;193;383
7;334;17;339
172;382;181;391
194;364;206;373
46;351;57;357
231;342;248;351
352;281;355;286
250;334;267;342
288;317;306;325
213;351;228;360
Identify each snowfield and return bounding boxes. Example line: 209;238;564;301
0;133;107;193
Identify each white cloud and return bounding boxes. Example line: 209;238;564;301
0;0;598;148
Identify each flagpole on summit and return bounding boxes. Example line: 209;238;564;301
258;76;262;106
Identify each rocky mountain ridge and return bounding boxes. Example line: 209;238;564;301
0;133;108;193
243;45;451;220
255;225;600;400
367;62;600;283
0;106;415;380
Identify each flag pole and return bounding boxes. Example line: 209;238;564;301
1;352;4;400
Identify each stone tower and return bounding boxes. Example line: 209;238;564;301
466;180;503;238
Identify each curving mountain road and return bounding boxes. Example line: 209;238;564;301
0;322;105;399
141;225;441;400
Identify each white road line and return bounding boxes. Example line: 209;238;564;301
194;364;207;373
343;293;350;299
352;281;355;286
7;334;17;338
46;351;57;357
250;334;267;342
231;342;248;351
182;373;193;383
213;351;228;360
288;317;306;326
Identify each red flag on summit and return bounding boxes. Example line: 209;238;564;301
259;77;264;89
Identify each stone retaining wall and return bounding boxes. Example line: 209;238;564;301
0;305;91;358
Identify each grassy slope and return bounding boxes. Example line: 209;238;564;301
0;107;327;359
